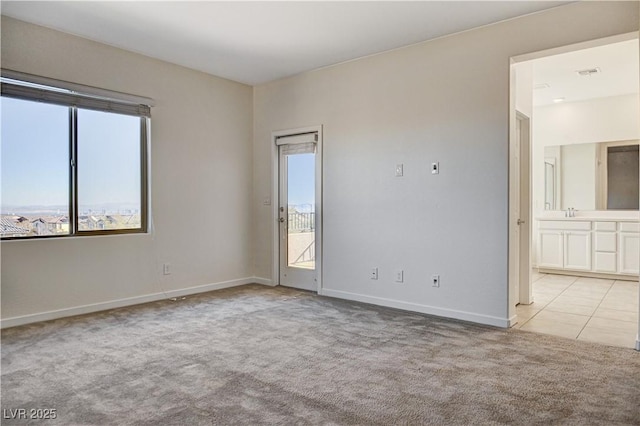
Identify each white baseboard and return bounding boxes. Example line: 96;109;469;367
537;268;639;282
1;277;265;329
636;337;640;351
320;288;511;328
253;277;274;286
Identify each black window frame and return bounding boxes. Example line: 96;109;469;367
1;71;151;240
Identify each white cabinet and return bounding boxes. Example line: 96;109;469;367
537;227;590;271
619;232;639;275
537;219;638;277
564;231;591;271
593;222;617;273
538;231;563;268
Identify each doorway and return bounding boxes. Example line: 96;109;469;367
509;33;640;350
272;126;322;292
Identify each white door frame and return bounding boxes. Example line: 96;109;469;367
271;125;323;292
508;32;640;351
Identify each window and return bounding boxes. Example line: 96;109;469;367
1;72;150;239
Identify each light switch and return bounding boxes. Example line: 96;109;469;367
395;164;404;177
431;162;439;175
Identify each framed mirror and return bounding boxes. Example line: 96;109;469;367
543;140;639;211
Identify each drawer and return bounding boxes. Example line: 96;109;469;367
594;222;616;231
538;220;591;231
619;222;639;233
594;232;616;252
594;252;617;273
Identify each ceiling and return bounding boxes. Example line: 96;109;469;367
532;38;639;107
1;1;571;86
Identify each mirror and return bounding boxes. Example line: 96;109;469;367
544;159;555;210
543;140;639;211
607;145;639;209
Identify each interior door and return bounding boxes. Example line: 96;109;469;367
278;135;317;291
517;113;532;305
511;116;521;308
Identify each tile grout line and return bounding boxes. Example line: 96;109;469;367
519;273;576;328
575;279;616;339
520;274;637;347
546;275;586;340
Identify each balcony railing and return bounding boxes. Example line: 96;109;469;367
288;209;315;233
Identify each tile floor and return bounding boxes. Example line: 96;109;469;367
515;271;639;349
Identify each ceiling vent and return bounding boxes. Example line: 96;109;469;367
576;67;601;77
533;83;550;90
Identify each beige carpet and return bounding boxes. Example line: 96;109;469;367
2;284;639;425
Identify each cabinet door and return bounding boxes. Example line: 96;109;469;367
593;232;616;252
564;231;591;271
538;231;563;269
619;232;640;275
594;252;617;273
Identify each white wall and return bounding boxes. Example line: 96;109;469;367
535;94;640;147
1;17;254;324
253;1;639;326
532;94;640;216
2;2;638;330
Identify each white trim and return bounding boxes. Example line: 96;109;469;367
320;288;511;328
0;277;263;329
635;339;639;352
537;268;639;282
271;133;280;286
511;32;638;64
507;63;518;321
271;125;323;293
253;277;275;286
315;126;323;293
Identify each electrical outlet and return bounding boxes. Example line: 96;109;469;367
370;268;379;280
163;263;171;275
432;274;440;287
395;270;404;283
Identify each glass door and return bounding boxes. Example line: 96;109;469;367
279;149;316;291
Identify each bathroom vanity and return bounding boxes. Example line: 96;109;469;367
537;216;639;279
536;140;639;280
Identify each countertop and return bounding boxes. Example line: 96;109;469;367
536;216;639;222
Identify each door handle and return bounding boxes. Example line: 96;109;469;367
517;219;525;225
279;217;285;223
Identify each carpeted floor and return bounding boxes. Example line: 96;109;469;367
2;284;639;425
